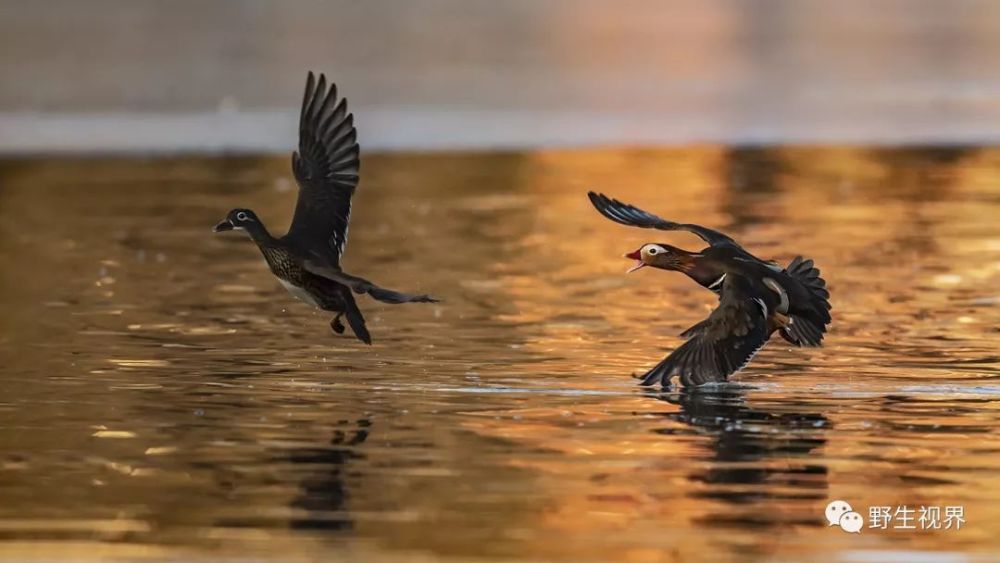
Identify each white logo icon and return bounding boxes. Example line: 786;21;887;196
839;511;864;533
825;500;853;526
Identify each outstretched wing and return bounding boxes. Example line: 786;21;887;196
303;259;439;305
285;72;360;265
588;191;737;247
639;274;770;387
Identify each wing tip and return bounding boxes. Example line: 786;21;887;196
587;191;635;226
586;190;608;211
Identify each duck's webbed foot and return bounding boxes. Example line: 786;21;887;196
330;314;345;334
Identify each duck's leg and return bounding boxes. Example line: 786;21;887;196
330;314;345;334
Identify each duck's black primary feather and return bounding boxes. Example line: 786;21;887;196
639;274;769;387
587;191;737;247
287;72;361;266
679;318;712;338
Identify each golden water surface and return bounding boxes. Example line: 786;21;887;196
0;148;998;561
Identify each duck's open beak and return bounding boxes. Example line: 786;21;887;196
213;220;233;233
624;249;646;273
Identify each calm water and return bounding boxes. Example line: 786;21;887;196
0;148;998;561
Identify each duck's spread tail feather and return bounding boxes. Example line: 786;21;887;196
781;256;831;347
340;288;371;345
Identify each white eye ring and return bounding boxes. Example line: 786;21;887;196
236;212;248;221
648;247;658;255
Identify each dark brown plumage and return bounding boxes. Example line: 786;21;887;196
213;72;437;344
589;192;831;387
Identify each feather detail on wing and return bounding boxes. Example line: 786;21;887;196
302;258;439;305
588;191;737;247
286;72;361;265
639;274;770;387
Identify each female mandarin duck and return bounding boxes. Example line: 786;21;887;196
588;192;831;388
214;72;437;344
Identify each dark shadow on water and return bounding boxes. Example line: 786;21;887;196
282;417;372;531
648;388;829;528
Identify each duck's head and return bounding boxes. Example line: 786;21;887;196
213;208;260;233
624;243;697;273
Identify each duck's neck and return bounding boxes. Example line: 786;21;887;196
684;260;727;291
244;222;277;247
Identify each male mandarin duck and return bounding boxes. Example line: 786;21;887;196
588;192;831;388
214;72;437;344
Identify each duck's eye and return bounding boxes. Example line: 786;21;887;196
648;248;658;255
236;212;248;221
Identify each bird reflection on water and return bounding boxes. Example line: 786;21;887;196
650;388;829;527
0;146;996;559
284;418;371;531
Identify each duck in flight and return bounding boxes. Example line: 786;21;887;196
214;72;437;344
588;192;831;388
